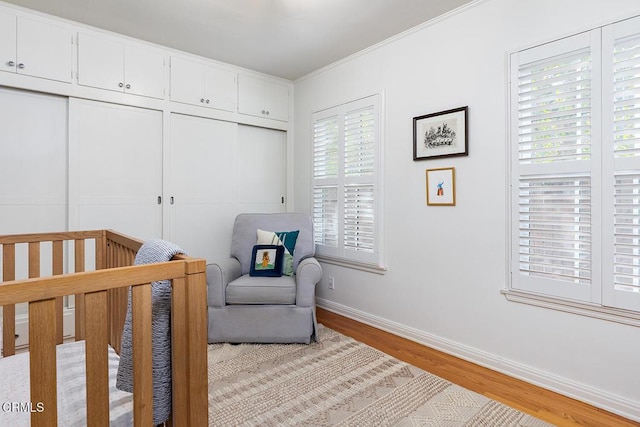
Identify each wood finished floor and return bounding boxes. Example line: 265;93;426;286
316;308;639;427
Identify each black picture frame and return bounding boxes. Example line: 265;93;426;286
413;106;468;160
249;245;285;277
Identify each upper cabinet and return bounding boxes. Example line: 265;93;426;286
170;56;237;112
238;74;289;122
78;31;165;99
0;11;73;83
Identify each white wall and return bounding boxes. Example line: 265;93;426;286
293;0;640;421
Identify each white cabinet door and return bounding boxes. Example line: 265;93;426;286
170;56;237;112
17;17;73;83
69;99;163;241
238;74;289;121
237;74;263;117
263;80;289;121
169;113;237;262
204;64;237;112
78;31;124;92
0;14;73;83
170;56;204;105
0;11;16;74
78;32;165;99
124;44;165;99
237;124;286;212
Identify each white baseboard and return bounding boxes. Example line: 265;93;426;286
316;298;640;422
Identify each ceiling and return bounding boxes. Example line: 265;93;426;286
2;0;475;80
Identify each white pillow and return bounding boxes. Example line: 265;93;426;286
256;229;291;254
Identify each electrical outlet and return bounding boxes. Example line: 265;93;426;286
328;276;335;290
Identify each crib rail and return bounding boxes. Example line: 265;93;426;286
0;230;208;426
1;229;142;355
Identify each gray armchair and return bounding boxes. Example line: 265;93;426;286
207;213;322;344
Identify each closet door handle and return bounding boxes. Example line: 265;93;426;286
170;196;174;205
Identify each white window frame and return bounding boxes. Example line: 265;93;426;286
311;94;385;272
506;16;640;326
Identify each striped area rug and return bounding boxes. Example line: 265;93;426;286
208;325;553;426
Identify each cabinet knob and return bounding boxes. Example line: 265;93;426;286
6;60;15;67
206;99;210;104
200;98;205;103
261;110;266;114
265;110;270;116
118;82;124;88
125;84;131;89
17;63;25;69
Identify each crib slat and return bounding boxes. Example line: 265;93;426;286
29;299;58;427
75;239;86;341
132;283;153;426
85;291;110;426
29;241;40;279
2;243;16;356
186;268;208;426
53;240;64;344
2;304;15;357
171;277;188;426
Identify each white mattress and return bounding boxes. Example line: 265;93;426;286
0;340;133;426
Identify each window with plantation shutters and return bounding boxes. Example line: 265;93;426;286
602;16;640;312
312;94;382;267
509;16;640;318
510;30;600;303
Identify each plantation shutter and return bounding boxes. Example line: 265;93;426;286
510;30;601;302
344;104;376;258
602;17;640;311
313;113;339;250
312;95;380;265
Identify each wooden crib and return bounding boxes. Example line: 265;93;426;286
0;230;208;426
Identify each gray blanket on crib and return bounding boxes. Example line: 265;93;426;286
116;239;185;425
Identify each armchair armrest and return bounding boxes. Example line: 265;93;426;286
295;257;322;307
206;258;242;307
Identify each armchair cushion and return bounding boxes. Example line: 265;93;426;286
226;274;296;305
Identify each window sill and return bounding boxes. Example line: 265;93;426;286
316;255;386;275
502;290;640;327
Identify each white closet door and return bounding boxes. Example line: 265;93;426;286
0;87;67;238
0;88;69;346
237;124;286;213
169;113;237;263
69;99;162;241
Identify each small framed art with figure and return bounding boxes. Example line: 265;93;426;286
250;244;285;276
426;167;456;206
